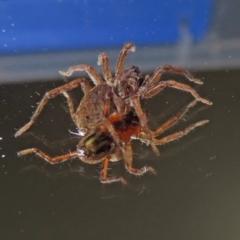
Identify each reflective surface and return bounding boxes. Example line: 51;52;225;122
1;70;240;239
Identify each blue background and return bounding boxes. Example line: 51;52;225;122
0;0;213;54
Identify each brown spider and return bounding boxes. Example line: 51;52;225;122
15;43;212;184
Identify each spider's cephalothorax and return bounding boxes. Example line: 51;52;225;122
16;43;212;185
113;66;144;99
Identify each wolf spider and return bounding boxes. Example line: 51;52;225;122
15;43;212;184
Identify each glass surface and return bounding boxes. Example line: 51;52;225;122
1;69;240;240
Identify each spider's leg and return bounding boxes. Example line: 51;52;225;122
145;65;203;89
100;156;127;185
131;97;160;156
115;43;135;75
62;79;92;126
143;80;212;105
15;79;87;137
60;64;103;85
102;110;126;153
124;143;156;176
98;52;113;84
78;78;92;95
151;100;198;137
62;92;78;126
101;91;124;149
101;94;135;164
18;148;78;164
138;120;209;146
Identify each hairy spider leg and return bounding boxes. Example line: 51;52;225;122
115;43;136;75
145;65;204;88
143;80;212;106
15;78;90;137
101;95;127;155
151;100;198;137
17;148;78;164
78;78;92;95
62;77;92;127
59;64;104;85
138;120;209;146
98;52;113;83
124;143;156;176
62;92;79;127
131;97;160;156
100;156;127;184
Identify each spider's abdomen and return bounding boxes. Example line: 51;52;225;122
75;84;114;130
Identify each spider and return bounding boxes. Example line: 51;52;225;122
15;43;212;184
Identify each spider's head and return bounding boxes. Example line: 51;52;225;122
114;66;144;99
